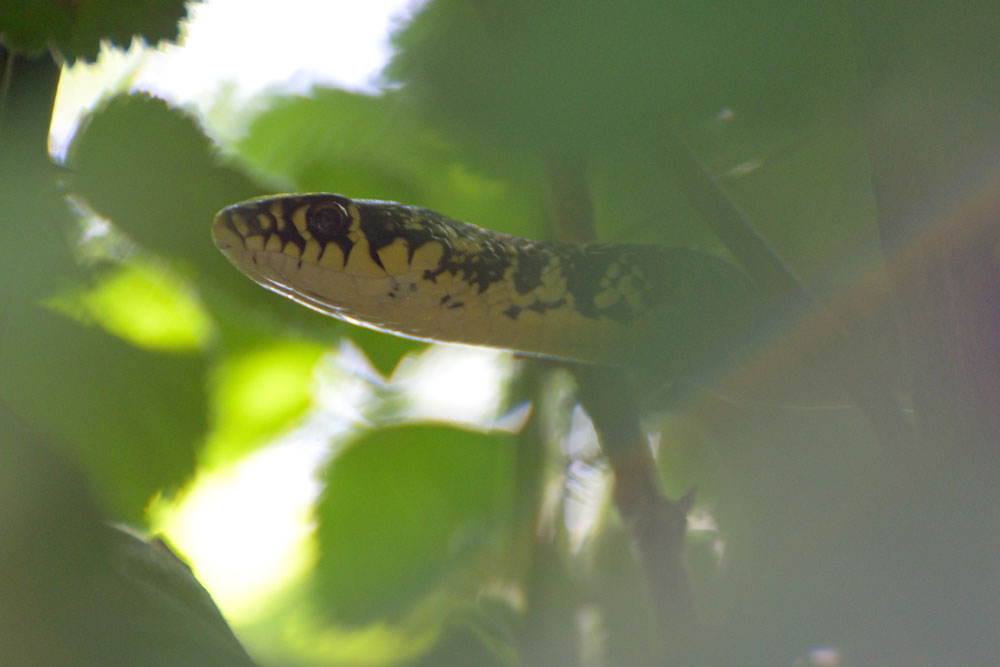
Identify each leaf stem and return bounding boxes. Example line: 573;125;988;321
663;136;913;452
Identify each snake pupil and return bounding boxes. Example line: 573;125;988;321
308;204;348;239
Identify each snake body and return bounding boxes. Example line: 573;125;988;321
213;193;758;372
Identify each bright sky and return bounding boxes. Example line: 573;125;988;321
52;0;418;156
152;0;415;97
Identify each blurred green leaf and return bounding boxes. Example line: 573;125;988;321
0;415;255;665
237;89;434;204
718;124;882;286
237;87;549;241
206;341;327;463
66;92;342;344
0;0;193;62
346;325;427;379
0;412;110;664
68;93;259;273
50;259;214;352
267;609;441;667
387;0;881;271
315;423;515;625
390;1;854;156
0;55;82;305
0;303;207;523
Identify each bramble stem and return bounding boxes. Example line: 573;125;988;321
546;156;700;658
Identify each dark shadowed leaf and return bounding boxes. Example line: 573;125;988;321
0;303;206;523
0;0;193;62
68;94;259;273
0;55;82;302
0;414;255;665
390;1;855;157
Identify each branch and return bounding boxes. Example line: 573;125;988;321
545;156;701;656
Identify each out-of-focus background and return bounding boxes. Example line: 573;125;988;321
3;1;1000;665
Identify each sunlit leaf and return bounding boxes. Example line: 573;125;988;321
50;260;214;352
282;612;440;667
205;341;327;463
66;92;340;342
315;423;516;624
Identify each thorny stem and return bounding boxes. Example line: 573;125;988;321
545;155;701;657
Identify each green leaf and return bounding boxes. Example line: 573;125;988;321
50;259;214;352
67;92;362;345
0;58;82;305
315;423;515;624
237;88;549;241
390;0;855;157
343;325;427;379
0;415;110;664
237;89;433;204
0;303;207;522
68;93;259;274
741;128;881;283
205;341;327;463
0;0;193;62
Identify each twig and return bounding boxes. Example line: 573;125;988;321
661;137;801;302
546;156;701;656
574;364;700;653
0;45;13;137
661;137;913;452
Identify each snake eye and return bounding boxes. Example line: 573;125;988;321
307;203;349;240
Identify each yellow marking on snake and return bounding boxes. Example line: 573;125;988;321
212;193;758;369
377;238;411;274
232;215;250;238
301;238;322;263
319;242;345;270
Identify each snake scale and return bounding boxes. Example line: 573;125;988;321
213;193;760;376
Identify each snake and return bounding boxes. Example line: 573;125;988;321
212;193;760;376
